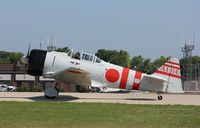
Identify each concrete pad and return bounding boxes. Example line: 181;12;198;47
0;92;199;106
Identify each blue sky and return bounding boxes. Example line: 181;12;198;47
0;0;199;59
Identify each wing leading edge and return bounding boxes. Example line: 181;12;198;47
45;67;91;86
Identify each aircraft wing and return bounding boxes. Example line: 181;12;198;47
48;67;92;86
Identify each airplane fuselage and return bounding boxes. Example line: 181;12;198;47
42;51;158;92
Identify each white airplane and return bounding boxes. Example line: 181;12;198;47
22;49;184;100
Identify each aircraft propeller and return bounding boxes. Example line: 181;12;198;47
21;44;31;77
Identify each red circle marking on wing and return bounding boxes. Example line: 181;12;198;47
105;68;120;83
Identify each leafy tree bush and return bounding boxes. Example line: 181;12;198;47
56;47;70;53
0;51;24;64
16;87;42;92
95;49;131;68
131;56;169;74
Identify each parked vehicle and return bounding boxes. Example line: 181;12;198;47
0;84;8;92
0;84;17;92
7;86;17;91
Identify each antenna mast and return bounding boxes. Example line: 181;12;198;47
181;34;195;90
47;33;57;51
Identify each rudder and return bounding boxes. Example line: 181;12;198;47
153;58;184;93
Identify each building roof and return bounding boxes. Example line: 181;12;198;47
0;74;53;81
0;64;53;81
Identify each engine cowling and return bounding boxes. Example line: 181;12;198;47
27;49;47;76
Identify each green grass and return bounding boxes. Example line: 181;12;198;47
0;102;199;128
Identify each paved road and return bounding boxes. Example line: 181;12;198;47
0;92;199;106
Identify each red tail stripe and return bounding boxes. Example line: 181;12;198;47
132;83;140;90
155;70;181;79
163;64;180;70
167;61;180;66
135;71;142;79
132;71;142;90
119;68;129;89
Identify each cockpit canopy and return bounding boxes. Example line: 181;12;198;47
66;49;102;63
81;52;102;63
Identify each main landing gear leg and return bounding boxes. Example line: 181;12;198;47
157;92;163;100
44;80;59;99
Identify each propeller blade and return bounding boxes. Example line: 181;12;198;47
24;64;27;78
26;44;31;57
21;44;31;64
23;44;31;78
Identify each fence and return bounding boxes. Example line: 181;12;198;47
181;63;200;91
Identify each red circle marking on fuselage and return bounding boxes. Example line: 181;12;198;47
105;68;120;83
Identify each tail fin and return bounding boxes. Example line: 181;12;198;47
153;58;184;93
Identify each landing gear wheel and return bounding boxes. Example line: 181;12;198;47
44;87;58;99
45;95;56;99
158;95;163;100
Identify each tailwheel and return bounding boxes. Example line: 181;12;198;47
44;87;59;99
157;95;163;100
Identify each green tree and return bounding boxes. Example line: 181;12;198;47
0;51;23;64
131;56;170;74
0;51;10;63
180;55;200;81
95;49;131;68
153;56;170;68
56;47;70;53
131;56;155;74
191;56;200;64
131;55;144;70
142;58;155;74
9;52;24;64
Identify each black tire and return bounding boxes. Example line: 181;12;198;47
158;95;163;100
45;95;56;99
96;88;101;92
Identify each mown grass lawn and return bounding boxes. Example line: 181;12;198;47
0;101;199;128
